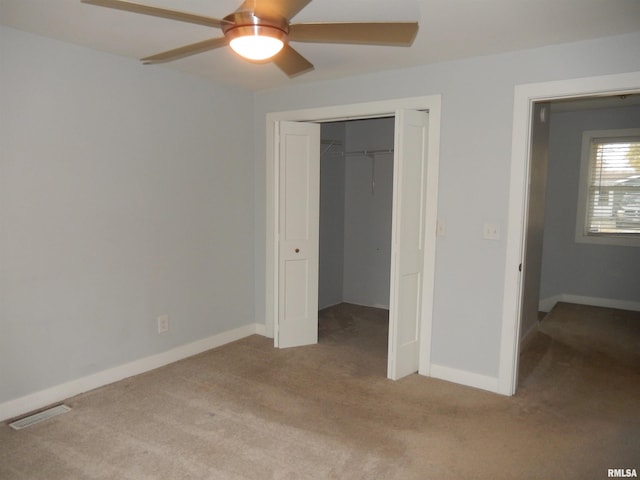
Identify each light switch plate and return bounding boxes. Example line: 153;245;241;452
483;223;499;240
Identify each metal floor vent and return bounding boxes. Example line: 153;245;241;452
9;404;71;430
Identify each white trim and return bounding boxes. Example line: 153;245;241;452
499;71;640;396
418;100;440;377
265;96;441;377
430;364;499;393
0;323;266;422
254;322;268;337
519;322;539;354
538;295;562;313
318;301;343;310
539;294;640;313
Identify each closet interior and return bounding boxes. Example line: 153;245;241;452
318;117;395;361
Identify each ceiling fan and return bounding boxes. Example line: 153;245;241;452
80;0;419;77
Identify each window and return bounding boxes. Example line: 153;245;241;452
576;129;640;247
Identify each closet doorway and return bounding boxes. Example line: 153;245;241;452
318;118;395;376
265;95;441;381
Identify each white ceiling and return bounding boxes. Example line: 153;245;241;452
2;0;640;91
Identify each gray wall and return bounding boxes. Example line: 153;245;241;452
343;118;394;308
254;32;640;379
0;27;255;403
3;24;639;403
520;103;550;338
319;122;346;308
540;105;640;304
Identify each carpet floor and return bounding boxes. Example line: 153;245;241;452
1;302;638;479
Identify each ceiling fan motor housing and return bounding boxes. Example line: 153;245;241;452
222;11;290;46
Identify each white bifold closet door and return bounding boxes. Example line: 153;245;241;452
276;120;320;349
387;109;429;380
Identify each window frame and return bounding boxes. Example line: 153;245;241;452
575;128;640;247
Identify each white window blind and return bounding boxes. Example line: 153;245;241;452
586;136;640;236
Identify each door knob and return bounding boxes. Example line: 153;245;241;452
295;248;300;253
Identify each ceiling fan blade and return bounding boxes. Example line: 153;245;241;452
141;37;228;64
237;0;311;20
81;0;226;28
289;22;419;46
272;44;314;77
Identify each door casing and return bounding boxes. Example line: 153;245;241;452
499;72;640;395
265;95;441;377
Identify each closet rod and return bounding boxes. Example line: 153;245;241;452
321;148;394;158
343;148;394;156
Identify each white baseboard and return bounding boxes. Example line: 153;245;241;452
369;303;390;310
538;295;561;313
429;364;499;394
0;323;266;422
519;321;539;352
519;320;539;346
319;300;390;310
342;299;390;310
318;301;343;310
539;294;640;313
254;322;267;337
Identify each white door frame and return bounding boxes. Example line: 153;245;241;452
265;95;441;376
498;71;640;395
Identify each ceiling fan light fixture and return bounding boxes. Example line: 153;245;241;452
83;0;421;78
228;25;286;61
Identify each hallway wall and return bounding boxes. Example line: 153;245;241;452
540;104;640;308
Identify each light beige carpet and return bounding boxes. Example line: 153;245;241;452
1;302;638;479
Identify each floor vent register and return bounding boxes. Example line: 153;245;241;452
9;404;71;430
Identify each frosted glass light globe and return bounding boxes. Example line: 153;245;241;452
229;35;284;61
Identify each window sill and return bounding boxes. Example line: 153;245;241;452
575;232;640;248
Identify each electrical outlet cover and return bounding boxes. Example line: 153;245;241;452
157;314;169;333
